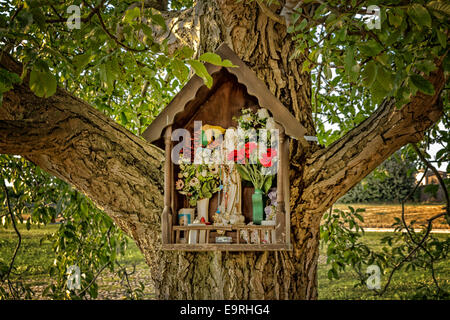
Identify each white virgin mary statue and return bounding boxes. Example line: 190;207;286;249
214;128;245;226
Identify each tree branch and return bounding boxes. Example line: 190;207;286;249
256;0;286;25
1;178;22;299
412;143;449;218
300;63;446;216
0;53;164;228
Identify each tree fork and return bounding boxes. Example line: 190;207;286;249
0;0;447;300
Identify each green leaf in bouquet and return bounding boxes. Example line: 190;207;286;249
235;165;252;182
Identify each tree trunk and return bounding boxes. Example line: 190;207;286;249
0;0;445;300
145;0;319;299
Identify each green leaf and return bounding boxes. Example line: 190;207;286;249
199;52;236;68
325;65;332;79
436;29;447;49
296;19;308;31
263;175;273;194
0;69;21;94
410;74;435;95
29;67;57;98
376;67;394;92
176;46;195;59
427;1;450;20
415;60;437;74
151;13;167;31
188;60;213;88
358;40;383;57
388;11;403;28
235;165;252;182
99;63;118;94
171;59;189;83
122;7;140;24
120;111;128;125
72;52;94;73
407;4;432;29
344;47;358;82
370;79;390;104
361;61;377;87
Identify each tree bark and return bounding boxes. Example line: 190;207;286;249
0;0;446;299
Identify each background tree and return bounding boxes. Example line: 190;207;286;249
339;151;417;203
0;0;448;299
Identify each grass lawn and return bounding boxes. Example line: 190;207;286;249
318;232;450;300
1;224;449;299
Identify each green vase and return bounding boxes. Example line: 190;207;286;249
252;189;264;225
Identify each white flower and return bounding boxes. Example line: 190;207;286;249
210;165;219;175
266;117;276;130
201;170;208;177
242;114;253;123
257;108;270;120
189;177;200;187
194;147;213;164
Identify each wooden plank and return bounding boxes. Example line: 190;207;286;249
283;136;291;245
175;230;180;244
161;244;292;251
161;126;172;244
275;129;286;243
173;225;233;231
172;225;275;231
141;43;308;148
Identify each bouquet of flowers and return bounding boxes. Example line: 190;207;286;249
175;161;221;206
234;107;276;130
228;108;278;193
227;141;277;193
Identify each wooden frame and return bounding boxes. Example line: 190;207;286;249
143;44;307;251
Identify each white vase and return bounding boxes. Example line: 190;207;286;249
196;198;209;222
196;198;209;243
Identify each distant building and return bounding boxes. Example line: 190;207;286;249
415;170;447;202
415;169;447;186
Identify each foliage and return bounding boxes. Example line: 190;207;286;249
339;151;416;203
0;224;151;299
287;1;449;150
230;142;275;193
318;231;450;299
0;0;232;135
233;107;275;131
321;205;449;299
0;155;141;299
320;206;382;282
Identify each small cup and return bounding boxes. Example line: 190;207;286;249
178;208;194;226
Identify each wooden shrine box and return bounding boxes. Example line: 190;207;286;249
142;44;308;251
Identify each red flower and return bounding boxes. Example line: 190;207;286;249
265;148;277;158
244;142;258;158
236;149;246;163
260;155;272;167
228;148;247;163
227;150;238;161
